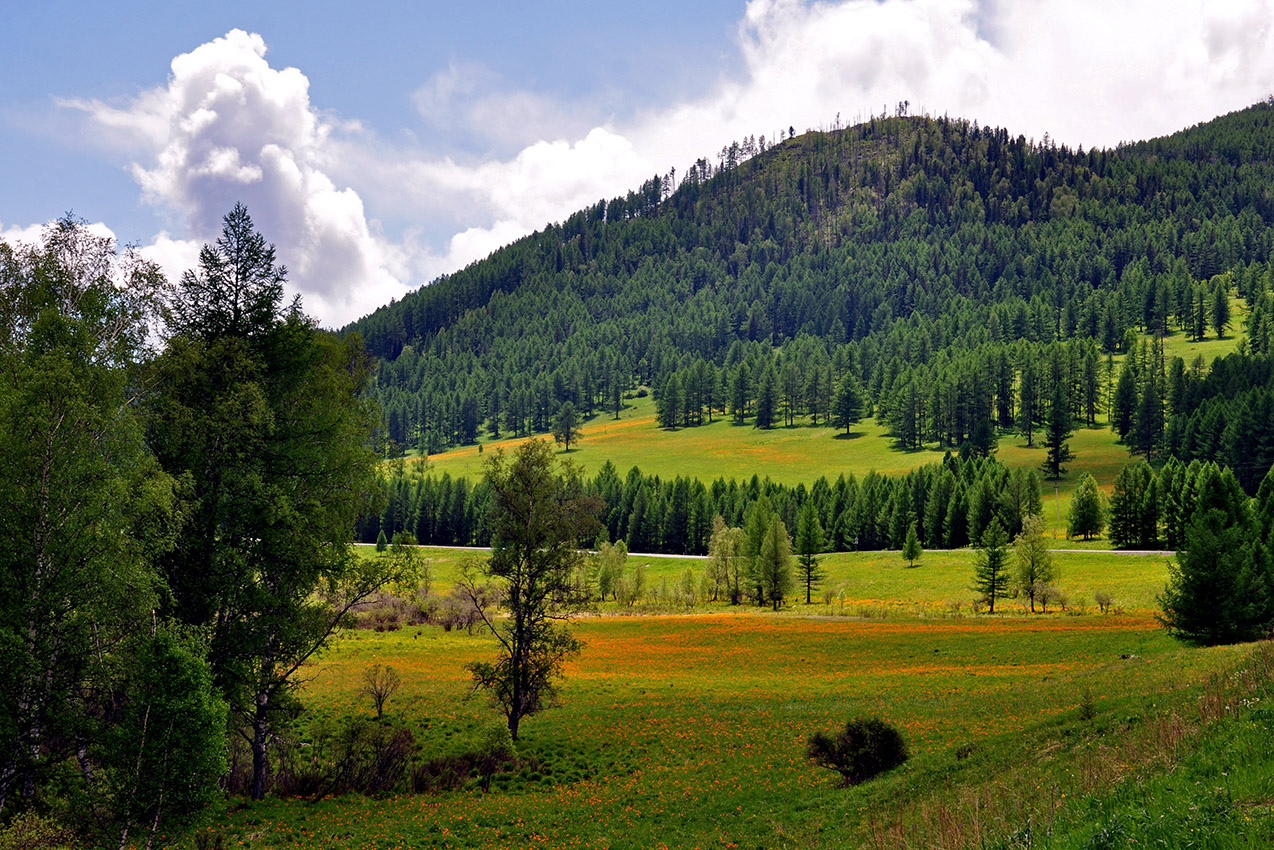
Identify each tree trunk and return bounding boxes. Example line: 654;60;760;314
251;689;270;800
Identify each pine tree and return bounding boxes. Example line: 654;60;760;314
755;364;778;429
1067;472;1106;541
795;501;826;603
1212;280;1231;339
831;372;864;435
1042;380;1074;480
901;521;922;567
973;517;1010;613
756;516;795;611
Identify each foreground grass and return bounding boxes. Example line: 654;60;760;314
186;612;1268;850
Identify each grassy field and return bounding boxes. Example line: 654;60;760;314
178;544;1274;850
361;544;1171;615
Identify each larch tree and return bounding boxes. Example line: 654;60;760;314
465;439;601;740
756;515;795;611
148;204;388;799
902;521;923;568
552;401;583;451
1067;473;1106;541
795;500;826;603
1013;515;1055;613
972;517;1011;614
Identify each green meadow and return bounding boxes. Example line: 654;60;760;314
185;544;1274;849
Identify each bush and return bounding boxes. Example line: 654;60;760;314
807;717;908;786
274;718;415;798
0;813;80;850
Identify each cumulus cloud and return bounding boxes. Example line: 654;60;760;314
60;3;1274;325
64;29;408;327
633;0;1274;166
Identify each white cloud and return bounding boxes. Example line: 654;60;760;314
61;3;1274;326
65;29;407;327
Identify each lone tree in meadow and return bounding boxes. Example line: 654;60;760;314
795;501;826;603
973;517;1011;613
552;401;583;451
465;440;600;740
902;521;922;568
360;665;401;720
831;372;864;435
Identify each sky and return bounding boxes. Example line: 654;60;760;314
4;0;1274;328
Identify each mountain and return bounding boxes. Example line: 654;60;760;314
345;103;1274;467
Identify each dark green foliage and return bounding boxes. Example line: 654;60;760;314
1111;365;1137;441
148;206;385;799
973;517;1011;613
755;515;794;610
1160;464;1274;644
1213;279;1231;338
1042;379;1074;480
1108;462;1159;549
552;401;582;450
1067;473;1106;541
101;627;227;844
794;500;825;603
831;371;863;434
806;717;909;786
366;451;1042;557
1161;351;1274;494
0;219;181;822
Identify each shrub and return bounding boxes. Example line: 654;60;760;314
274;718;416;798
807;716;908;786
0;813;80;850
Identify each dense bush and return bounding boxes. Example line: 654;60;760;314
807;717;909;786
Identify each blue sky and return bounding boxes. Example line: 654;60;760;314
5;0;1274;326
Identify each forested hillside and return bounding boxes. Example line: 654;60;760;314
347;103;1274;479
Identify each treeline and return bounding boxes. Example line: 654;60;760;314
1109;458;1274;550
1109;343;1274;493
349;104;1274;463
363;452;1043;555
